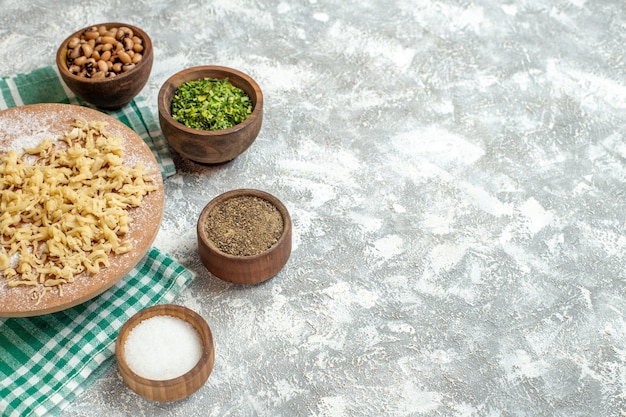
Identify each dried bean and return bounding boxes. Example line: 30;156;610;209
84;27;99;40
65;25;145;78
97;60;108;73
117;27;133;40
80;43;93;58
68;37;81;49
73;56;88;66
68;46;81;59
84;58;96;72
101;36;117;45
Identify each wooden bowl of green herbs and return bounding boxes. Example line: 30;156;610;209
158;66;263;164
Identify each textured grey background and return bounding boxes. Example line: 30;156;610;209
1;0;626;416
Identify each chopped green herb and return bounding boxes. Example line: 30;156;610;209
171;77;253;131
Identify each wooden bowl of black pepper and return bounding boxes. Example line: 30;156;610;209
158;66;263;164
197;189;292;284
56;22;153;110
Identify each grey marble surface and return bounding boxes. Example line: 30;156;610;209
2;0;626;416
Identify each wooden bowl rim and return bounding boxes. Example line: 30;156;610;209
115;304;214;388
197;188;292;261
157;65;263;136
56;22;153;85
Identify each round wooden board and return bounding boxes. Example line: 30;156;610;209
0;103;165;317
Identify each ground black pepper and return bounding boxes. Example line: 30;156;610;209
205;195;283;256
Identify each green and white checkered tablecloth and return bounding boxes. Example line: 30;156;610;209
0;67;193;417
0;249;194;417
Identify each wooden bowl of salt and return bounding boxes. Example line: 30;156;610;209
115;304;214;402
197;189;292;285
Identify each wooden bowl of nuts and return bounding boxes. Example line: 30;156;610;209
56;22;153;110
197;189;292;284
116;304;215;402
158;66;263;164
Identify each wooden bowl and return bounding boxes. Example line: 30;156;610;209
56;22;153;110
158;66;263;164
115;304;215;402
197;189;292;284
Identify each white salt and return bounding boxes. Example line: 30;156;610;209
124;314;203;380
